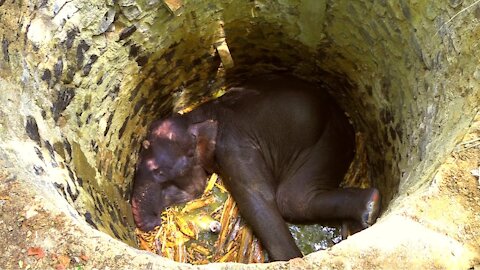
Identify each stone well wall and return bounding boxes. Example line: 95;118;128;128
0;0;479;268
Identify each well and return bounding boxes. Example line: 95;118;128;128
0;0;479;269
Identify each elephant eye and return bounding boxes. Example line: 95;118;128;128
153;168;165;176
187;151;194;158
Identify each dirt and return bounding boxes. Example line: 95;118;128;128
0;176;171;270
0;179;91;269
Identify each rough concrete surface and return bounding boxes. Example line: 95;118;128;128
1;0;480;269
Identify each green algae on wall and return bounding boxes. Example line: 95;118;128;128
0;0;478;256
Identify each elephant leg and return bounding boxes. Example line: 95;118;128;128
276;137;380;228
278;181;380;228
216;144;302;261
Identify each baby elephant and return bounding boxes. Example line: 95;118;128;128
131;75;380;261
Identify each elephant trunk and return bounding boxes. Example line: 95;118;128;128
131;186;163;232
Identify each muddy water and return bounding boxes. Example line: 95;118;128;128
288;224;342;255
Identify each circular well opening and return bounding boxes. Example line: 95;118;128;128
2;0;479;267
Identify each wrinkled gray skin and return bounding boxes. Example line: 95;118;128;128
131;75;381;261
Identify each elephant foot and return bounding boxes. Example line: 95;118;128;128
341;188;380;239
361;188;381;228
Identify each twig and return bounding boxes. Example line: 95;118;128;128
435;0;480;37
459;137;480;145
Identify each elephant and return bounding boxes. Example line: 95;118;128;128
131;74;380;261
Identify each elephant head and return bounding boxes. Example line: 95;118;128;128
131;115;217;231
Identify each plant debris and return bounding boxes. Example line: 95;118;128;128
135;174;267;264
27;247;45;259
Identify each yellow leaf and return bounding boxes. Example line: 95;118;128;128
181;196;215;213
175;216;197;239
204;173;218;193
214;182;228;193
219;247;237;263
191;243;210;256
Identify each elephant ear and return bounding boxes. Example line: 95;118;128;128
188;120;218;172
